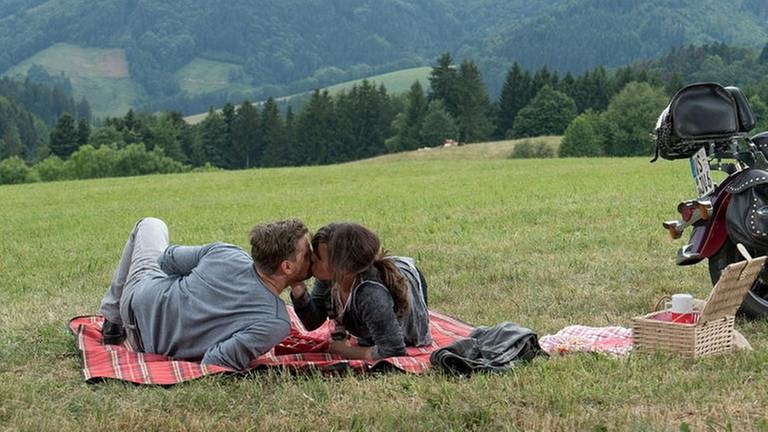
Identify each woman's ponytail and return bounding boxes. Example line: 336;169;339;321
373;252;410;318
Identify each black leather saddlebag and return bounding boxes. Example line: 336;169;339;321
726;170;768;251
654;83;742;160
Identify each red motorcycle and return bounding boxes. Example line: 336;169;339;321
655;82;768;318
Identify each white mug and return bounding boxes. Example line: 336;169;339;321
671;293;694;313
670;293;695;324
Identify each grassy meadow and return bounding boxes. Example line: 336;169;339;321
2;138;768;431
175;58;256;96
183;66;431;124
320;66;431;96
4;43;140;118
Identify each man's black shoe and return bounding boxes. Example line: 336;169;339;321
102;319;126;345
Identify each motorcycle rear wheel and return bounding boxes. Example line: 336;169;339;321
708;239;768;319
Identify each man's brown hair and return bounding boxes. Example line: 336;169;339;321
249;219;308;274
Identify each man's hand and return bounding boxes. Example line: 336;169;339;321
290;282;307;299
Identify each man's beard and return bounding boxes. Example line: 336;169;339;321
290;265;312;284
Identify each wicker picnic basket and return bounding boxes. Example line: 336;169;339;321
632;254;766;358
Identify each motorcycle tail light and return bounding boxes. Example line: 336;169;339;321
678;202;696;222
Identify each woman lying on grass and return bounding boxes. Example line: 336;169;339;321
290;222;432;360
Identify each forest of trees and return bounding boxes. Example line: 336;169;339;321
2;0;767;112
0;74;89;164
7;41;768;184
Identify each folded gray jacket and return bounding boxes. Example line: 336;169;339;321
430;321;546;374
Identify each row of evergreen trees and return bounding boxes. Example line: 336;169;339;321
15;42;768;185
4;53;669;182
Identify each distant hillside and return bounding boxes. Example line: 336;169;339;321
183;66;431;124
465;0;768;78
4;43;139;117
1;0;766;116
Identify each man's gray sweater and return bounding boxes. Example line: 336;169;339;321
131;242;290;370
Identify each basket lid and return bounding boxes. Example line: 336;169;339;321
699;256;766;323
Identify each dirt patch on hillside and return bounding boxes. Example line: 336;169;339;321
82;50;129;78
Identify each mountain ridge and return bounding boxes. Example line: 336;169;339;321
1;0;766;116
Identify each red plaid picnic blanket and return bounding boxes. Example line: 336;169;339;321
538;325;633;357
68;307;475;385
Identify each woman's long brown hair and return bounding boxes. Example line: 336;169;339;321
315;222;410;318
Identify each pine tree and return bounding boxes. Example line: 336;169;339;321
665;71;684;96
588;66;611;111
572;66;610;112
220;102;236;168
397;81;428;151
150;112;187;163
222;103;236;131
123;109;137;131
759;41;768;64
334;81;393;161
231;100;261;168
420;100;458;147
454;60;493;143
76;118;90;147
76;98;92;122
199;108;228;167
559;71;577;103
496;62;533;138
612;66;635;94
2;125;24;159
532;66;554;92
49;113;78;158
260;97;287;167
296;90;336;165
428;53;459;116
284;105;298;165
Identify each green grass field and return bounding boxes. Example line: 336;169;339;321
320;66;431;96
183;66;431;124
4;43;140;118
175;58;256;96
2;140;768;430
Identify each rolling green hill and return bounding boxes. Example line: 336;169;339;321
1;0;766;117
3;43;139;117
175;58;255;96
183;66;432;124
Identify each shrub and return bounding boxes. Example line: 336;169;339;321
114;144;186;177
601;81;668;156
65;143;188;180
510;85;577;138
510;140;556;159
190;162;222;173
66;145;118;179
0;156;37;185
560;110;604;157
33;156;70;182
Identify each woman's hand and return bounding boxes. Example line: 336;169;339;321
329;339;374;360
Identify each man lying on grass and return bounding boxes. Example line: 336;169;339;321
99;217;312;370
